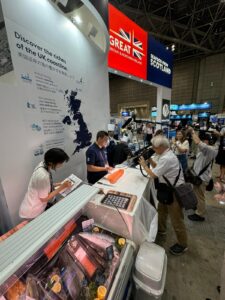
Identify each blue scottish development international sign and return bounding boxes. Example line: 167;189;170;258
147;36;173;88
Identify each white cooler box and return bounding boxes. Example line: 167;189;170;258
133;242;167;300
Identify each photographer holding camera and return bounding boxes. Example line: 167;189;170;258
187;130;218;222
139;135;188;256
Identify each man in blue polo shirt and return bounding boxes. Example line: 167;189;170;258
86;131;113;184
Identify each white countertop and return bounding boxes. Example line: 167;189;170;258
94;167;150;201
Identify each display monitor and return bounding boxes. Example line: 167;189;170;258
121;112;130;117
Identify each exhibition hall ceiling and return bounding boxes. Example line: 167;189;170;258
109;0;225;61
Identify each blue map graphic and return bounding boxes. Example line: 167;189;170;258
62;89;92;155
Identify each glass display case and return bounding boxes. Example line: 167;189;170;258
0;184;134;300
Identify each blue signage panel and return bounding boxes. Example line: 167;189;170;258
147;36;173;88
177;103;212;111
170;104;179;111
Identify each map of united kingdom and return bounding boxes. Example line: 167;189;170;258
62;89;92;155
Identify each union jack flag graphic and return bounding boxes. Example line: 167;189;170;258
110;28;145;60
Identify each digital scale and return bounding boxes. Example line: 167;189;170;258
85;190;138;240
102;193;130;209
101;191;137;211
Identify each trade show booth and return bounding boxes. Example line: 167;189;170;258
0;1;172;299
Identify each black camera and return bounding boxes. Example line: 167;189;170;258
132;146;155;165
199;131;217;145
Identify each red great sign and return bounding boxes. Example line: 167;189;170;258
108;4;148;79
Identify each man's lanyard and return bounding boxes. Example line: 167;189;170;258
99;150;107;166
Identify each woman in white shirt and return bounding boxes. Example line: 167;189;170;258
172;131;189;172
19;148;72;219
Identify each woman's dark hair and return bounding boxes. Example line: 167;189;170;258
44;148;69;168
176;130;186;143
96;131;109;140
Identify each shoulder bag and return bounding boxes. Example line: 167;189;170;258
163;169;198;210
156;169;181;205
184;161;212;186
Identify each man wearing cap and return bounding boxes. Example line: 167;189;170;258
188;131;218;221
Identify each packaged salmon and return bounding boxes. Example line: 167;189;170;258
66;236;101;280
31;248;86;300
78;233;114;261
